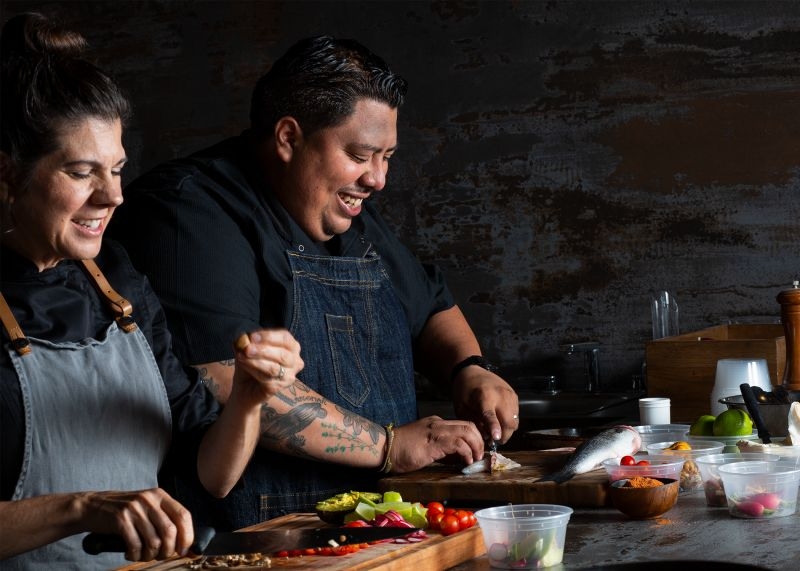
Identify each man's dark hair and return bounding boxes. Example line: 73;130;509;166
250;35;407;137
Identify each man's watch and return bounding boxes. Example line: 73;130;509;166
450;355;499;382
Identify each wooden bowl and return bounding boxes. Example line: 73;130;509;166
609;477;679;519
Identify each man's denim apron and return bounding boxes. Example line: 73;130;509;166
195;250;418;529
3;316;171;570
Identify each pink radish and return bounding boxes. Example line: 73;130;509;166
735;500;765;517
747;492;780;510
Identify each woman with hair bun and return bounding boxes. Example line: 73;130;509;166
0;13;303;569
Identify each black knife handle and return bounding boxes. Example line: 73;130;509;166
83;526;216;555
83;533;125;555
740;383;772;444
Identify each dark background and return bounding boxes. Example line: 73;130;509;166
3;0;799;393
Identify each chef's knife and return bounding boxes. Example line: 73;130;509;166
740;382;772;444
83;525;418;556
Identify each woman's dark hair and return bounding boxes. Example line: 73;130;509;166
250;35;408;137
0;12;131;177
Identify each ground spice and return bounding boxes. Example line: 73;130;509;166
625;476;663;488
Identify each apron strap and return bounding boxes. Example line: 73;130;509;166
80;259;138;333
0;292;31;355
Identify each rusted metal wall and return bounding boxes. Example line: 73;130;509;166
5;1;799;391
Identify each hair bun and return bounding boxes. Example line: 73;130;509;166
1;12;87;63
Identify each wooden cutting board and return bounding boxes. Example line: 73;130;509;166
379;450;611;508
113;513;485;571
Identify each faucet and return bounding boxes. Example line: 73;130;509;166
560;342;601;393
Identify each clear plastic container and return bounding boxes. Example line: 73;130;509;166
474;504;572;569
695;453;780;507
646;440;725;491
686;431;760;454
717;461;800;518
601;453;684;483
633;424;690;447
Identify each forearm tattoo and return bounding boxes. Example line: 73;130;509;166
258;381;383;460
197;359;234;400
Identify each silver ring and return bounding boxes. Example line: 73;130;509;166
276;365;286;380
512;414;519;420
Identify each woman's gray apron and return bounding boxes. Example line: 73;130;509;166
3;305;171;569
191;250;417;529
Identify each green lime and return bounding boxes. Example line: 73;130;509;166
713;409;753;437
689;414;716;436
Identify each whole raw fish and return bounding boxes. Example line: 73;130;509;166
537;425;642;484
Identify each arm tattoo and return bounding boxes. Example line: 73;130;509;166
196;360;234;401
257;387;383;461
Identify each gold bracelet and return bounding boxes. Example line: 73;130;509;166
379;423;395;474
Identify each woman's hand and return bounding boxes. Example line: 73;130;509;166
388;416;485;473
230;329;304;404
81;488;193;561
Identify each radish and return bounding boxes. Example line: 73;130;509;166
747;492;780;510
735;500;765;517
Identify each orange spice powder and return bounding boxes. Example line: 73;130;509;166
625;476;663;488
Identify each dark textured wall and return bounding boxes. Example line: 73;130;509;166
5;1;799;391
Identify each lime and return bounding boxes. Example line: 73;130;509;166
713;409;753;436
689;414;716;436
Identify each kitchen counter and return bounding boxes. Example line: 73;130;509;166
446;490;797;570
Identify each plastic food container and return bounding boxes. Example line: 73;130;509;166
474;504;572;569
633;424;690;447
601;453;684;483
717;461;800;518
695;453;780;507
646;440;725;491
686;431;760;454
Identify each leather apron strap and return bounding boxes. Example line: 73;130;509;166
80;258;138;333
0;258;137;356
0;292;30;355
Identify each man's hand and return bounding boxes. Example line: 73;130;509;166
388;416;485;473
451;367;519;444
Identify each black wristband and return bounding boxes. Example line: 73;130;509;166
450;355;499;382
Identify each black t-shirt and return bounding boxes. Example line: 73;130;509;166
0;242;220;500
109;133;455;366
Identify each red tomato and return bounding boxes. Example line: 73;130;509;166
443;507;456;516
620;455;636;466
440;514;460;536
276;550;289;557
455;510;472;530
466;512;477;529
428;511;445;530
426;501;445;516
344;519;370;527
636;459;650;466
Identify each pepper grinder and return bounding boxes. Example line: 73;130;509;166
777;280;800;390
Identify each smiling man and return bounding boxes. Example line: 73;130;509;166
110;35;519;530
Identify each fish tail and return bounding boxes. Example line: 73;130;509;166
537;470;573;484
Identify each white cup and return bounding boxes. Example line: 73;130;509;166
711;358;772;415
639;397;671;425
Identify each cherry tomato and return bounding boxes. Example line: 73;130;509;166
443;507;456;516
620;455;636;466
344;519;370;527
466;512;477;529
440;514;460;536
455;510;472;530
636;459;650;466
427;501;445;516
428;511;445;530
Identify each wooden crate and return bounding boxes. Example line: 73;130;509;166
645;324;786;423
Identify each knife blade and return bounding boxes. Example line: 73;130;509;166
83;525;419;556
